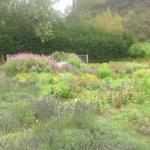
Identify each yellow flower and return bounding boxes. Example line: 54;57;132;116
16;73;30;83
35;119;39;123
53;76;60;82
81;74;98;81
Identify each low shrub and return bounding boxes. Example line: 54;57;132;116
129;42;150;58
103;78;147;107
76;90;109;112
0;109;18;133
53;81;71;98
0;130;40;150
3;61;18;76
51;73;73;98
69;75;90;95
52;51;83;68
69;111;98;130
15;72;54;85
0;101;35;134
33;96;61;120
97;64;112;79
12;101;35;127
52;51;68;61
67;53;83;68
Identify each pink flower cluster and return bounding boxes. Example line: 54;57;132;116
7;53;59;72
7;53;57;66
6;53;78;73
8;53;56;65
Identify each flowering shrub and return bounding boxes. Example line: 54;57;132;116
69;76;88;94
15;72;54;85
4;53;59;76
76;90;108;112
81;74;98;81
52;73;73;98
102;79;147;108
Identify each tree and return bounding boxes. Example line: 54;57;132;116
0;0;56;59
91;9;124;35
70;0;106;21
124;1;150;41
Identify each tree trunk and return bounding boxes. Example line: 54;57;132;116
72;0;77;17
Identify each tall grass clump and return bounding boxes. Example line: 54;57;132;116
97;64;112;79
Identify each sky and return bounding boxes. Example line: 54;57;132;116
54;0;72;13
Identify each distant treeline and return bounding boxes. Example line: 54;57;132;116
1;0;147;62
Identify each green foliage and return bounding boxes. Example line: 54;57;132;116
91;8;124;35
53;81;71;98
138;76;150;97
97;64;112;79
52;23;133;62
0;101;35;134
69;112;98;129
12;101;35;126
1;22;134;63
73;0;150;41
0;130;39;150
52;51;83;68
35;112;138;150
67;53;83;68
129;42;150;58
0;109;18;133
54;128;92;150
3;61;18;76
52;51;68;61
76;90;108;112
0;0;54;43
114;104;150;137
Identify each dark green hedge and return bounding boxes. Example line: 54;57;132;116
0;23;134;62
